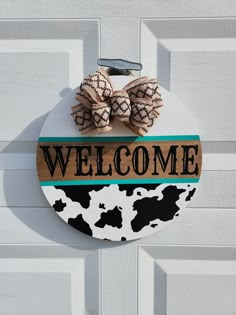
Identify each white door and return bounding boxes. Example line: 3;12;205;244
0;1;236;314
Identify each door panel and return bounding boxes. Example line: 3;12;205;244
141;19;236;141
0;246;99;315
139;246;236;315
0;20;99;142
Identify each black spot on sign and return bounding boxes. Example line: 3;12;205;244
131;185;186;232
150;223;158;228
68;214;93;236
95;206;123;229
185;188;196;201
53;199;66;212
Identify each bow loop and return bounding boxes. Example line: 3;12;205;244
71;68;164;136
110;90;131;122
128;98;153;136
76;69;113;108
92;102;112;133
71;104;95;134
149;78;164;114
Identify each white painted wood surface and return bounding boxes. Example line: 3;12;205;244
0;1;236;314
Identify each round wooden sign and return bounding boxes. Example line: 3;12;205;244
37;75;202;241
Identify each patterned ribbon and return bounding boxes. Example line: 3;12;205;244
71;68;164;136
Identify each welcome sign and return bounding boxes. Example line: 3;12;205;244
37;76;202;241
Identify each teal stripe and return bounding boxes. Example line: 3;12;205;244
38;135;200;143
40;178;199;187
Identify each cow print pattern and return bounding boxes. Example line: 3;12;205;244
43;183;197;241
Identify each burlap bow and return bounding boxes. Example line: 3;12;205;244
71;68;164;136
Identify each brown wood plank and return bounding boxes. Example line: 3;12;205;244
37;140;202;182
